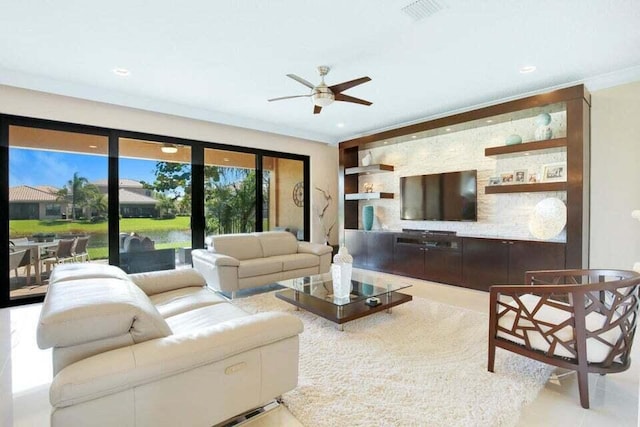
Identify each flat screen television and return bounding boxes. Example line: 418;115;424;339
400;170;477;221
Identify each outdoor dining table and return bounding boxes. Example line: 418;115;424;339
13;240;59;285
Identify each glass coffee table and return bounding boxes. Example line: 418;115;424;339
276;273;412;331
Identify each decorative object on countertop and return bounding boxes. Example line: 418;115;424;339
362;205;374;231
534;113;553;141
505;134;522;145
363;182;373;193
361;150;372;166
331;246;353;299
528;197;566;239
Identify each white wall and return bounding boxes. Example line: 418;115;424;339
0;85;339;244
590;81;640;269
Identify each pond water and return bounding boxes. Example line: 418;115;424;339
73;229;192;248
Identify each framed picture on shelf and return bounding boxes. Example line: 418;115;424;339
541;162;567;182
488;176;501;186
528;172;540;183
514;169;528;183
500;172;514;184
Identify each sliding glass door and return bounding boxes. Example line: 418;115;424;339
118;138;192;273
203;148;256;238
7;125;109;302
262;156;305;240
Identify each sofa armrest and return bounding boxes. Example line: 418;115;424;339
192;249;240;267
297;241;332;256
50;312;303;408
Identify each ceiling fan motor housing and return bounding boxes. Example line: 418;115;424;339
312;85;334;107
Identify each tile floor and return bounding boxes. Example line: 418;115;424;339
1;269;638;426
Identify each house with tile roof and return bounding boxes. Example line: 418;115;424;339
9;179;159;219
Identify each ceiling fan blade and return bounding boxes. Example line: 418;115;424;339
313;105;322;114
287;74;315;89
268;94;311;102
329;76;371;94
334;93;372;106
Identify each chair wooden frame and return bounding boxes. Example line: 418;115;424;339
488;269;640;409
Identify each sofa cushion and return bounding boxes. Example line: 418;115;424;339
238;258;283;279
129;268;206;296
49;263;130;284
166;303;249;334
209;234;263;260
256;231;299;258
270;253;319;271
37;278;172;349
150;287;227;318
497;294;622;363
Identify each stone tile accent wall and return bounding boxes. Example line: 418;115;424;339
358;112;567;241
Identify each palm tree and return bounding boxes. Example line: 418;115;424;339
57;172;89;220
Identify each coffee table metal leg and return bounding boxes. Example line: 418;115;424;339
337;323;344;332
386;291;392;313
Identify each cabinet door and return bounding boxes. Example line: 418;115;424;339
393;240;425;278
424;248;462;285
344;230;367;268
508;241;566;284
462;238;509;291
366;232;394;271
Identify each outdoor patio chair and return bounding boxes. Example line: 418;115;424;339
9;248;32;284
488;269;640;409
73;236;90;262
42;238;76;274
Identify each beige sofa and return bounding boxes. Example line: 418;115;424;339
36;263;303;427
192;231;332;297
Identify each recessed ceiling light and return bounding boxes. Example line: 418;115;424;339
446;128;451;132
524;152;530;156
88;145;97;149
486;119;493;123
223;158;230;162
112;68;130;77
383;141;388;144
336;123;345;128
411;135;417;139
519;65;537;74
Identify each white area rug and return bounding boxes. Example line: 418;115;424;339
235;292;553;427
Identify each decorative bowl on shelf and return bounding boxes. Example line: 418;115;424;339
505;134;522;145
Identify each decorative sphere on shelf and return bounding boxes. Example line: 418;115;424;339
528;198;566;239
505;134;522;145
535;113;552;127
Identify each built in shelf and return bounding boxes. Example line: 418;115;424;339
485;182;566;194
345;192;394;200
345;164;394;175
484;138;567;157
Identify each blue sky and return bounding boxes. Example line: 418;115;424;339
9;148;159;188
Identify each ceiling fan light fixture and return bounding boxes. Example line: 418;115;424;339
161;143;178;154
312;87;335;107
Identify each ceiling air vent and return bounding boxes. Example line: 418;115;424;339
401;0;445;21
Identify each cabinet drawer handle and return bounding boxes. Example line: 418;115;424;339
508;241;514;245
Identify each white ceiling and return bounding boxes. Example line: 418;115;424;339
1;0;639;144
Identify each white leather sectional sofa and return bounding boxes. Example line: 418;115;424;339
192;231;332;297
36;263;303;427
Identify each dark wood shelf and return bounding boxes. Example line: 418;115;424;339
485;138;567;157
345;192;394;200
485;182;566;194
345;164;394;175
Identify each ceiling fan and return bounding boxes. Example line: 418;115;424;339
268;66;372;114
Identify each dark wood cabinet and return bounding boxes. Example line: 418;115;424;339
462;237;566;291
344;232;566;292
462;238;510;291
508;240;566;284
344;230;394;271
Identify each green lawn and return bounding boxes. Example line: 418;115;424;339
9;217;191;236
